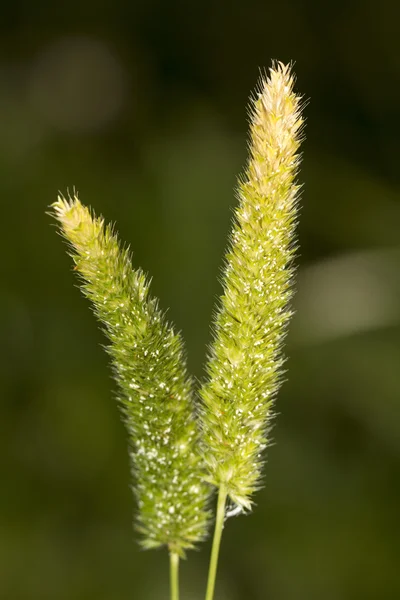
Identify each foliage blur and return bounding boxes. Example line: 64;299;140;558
1;1;400;599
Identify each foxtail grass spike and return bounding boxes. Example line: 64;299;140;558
52;195;209;555
200;62;305;511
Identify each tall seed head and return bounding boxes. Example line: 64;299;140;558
200;62;305;510
52;195;209;555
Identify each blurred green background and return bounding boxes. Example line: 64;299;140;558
1;1;400;599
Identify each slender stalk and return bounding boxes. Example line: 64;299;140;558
205;486;228;600
169;552;180;600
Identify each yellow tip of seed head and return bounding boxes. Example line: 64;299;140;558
51;192;102;252
52;193;81;223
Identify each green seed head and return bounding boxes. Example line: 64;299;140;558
52;195;210;555
200;62;305;510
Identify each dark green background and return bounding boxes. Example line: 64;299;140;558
2;1;400;598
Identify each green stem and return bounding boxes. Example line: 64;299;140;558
169;551;180;600
205;486;228;600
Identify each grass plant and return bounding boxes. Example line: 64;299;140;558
51;61;305;600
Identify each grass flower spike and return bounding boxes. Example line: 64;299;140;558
202;62;304;506
52;196;209;564
201;61;305;600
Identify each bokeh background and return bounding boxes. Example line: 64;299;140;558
2;1;400;599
